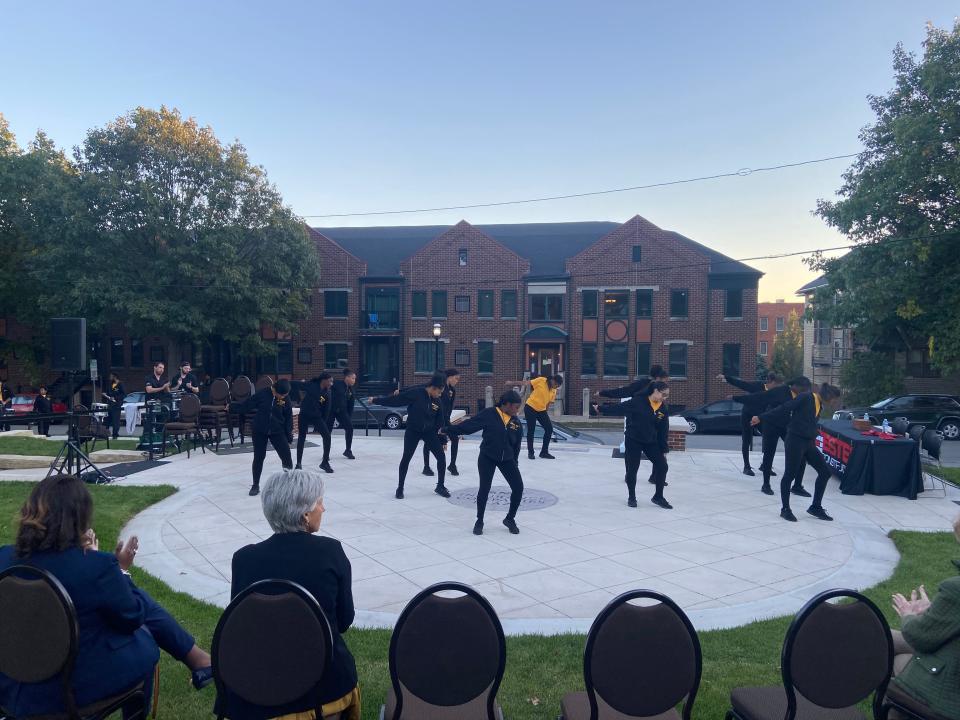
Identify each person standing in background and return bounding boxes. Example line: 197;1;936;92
33;385;52;436
102;373;126;440
0;380;11;431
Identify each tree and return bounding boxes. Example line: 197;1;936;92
810;21;960;373
755;353;769;382
770;310;803;379
839;351;905;407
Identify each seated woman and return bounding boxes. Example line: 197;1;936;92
888;515;960;720
229;469;360;720
0;474;212;717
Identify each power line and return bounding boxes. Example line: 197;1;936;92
301;153;861;219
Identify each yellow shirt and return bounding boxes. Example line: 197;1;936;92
495;407;511;426
649;398;662;413
526;376;556;412
813;393;822;418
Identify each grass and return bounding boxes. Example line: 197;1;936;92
0;436;141;456
0;482;957;719
928;464;960;487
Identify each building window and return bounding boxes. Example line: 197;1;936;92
411;291;427;318
813;320;831;346
759;316;768;332
110;338;124;367
455;295;471;313
324;343;348;370
722;343;741;376
501;290;517;319
759;340;768;356
725;289;743;318
415;341;444;373
458;249;468;266
670;290;689;318
432;290;447;318
149;345;164;363
478;290;494;318
297;347;313;365
582;290;598;319
130;339;143;367
477;341;494;374
776;316;785;332
604;291;629;319
632;245;642;263
636;290;652;318
455;349;470;367
531;294;563;321
668;343;688;377
323;290;348;318
636;343;651;377
582;344;597;375
604;343;628;376
276;341;293;374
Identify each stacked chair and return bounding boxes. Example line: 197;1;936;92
162;394;205;459
228;376;254;445
199;378;232;451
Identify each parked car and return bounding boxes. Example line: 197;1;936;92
10;394;68;415
834;394;960;440
331;402;405;430
517;418;604;445
681;400;757;435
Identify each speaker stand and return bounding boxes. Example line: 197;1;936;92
47;418;110;484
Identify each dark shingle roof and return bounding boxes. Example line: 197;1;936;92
796;275;830;295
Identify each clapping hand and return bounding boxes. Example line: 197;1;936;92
115;536;139;572
82;528;98;552
893;585;931;618
750;416;761;426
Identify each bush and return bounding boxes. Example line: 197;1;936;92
840;351;905;406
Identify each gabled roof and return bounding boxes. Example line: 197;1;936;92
796;275;830;295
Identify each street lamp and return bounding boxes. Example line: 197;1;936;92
432;323;442;371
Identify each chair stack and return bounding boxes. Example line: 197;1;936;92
74;404;111;452
163;395;205;459
228;376;254;445
921;429;947;497
200;378;232;451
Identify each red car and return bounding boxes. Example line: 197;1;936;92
10;394;68;415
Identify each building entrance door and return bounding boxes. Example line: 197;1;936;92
529;344;561;377
361;337;399;383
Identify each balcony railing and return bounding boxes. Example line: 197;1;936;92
812;344;852;366
360;311;400;330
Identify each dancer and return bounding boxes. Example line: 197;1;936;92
102;372;126;440
718;371;781;476
755;378;840;522
739;379;806;496
594;381;672;509
505;374;563;459
597;364;670;400
331;369;357;460
447;390;525;535
293;372;334;473
423;369;461;477
242;378;293;496
371;374;449;500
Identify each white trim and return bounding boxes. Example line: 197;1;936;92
527;283;567;295
472;339;500;344
578;286;659;292
318;341;352;346
663;340;694;346
409;337;450;344
320;287;353;293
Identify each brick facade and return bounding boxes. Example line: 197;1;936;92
757;300;803;364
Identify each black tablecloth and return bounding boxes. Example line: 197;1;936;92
817;419;923;499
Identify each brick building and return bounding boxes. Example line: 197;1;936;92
757;299;804;362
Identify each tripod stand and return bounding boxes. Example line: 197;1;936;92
46;412;111;484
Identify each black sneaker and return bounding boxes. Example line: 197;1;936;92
434;485;451;498
780;508;798;522
448;464;459;476
319;461;334;474
294;464;302;470
248;484;260;497
648;478;669;486
528;452;536;460
651;496;673;510
503;517;520;534
191;666;214;690
473;520;484;536
343;450;356;460
769;469;778;477
791;485;812;498
807;506;834;521
539;452;556;459
627;497;638;508
422;466;435;476
743;466;755;477
395;487;404;499
761;484;774;496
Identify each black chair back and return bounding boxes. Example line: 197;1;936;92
892;417;910;436
922;429;942;462
908;425;926;443
230;375;254;403
212;579;333;718
208;378;230;406
178;394;201;424
584;590;701;719
387;582;506;719
255;376;274;393
782;589;892;717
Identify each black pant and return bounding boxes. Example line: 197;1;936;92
625;439;668;499
251;432;292;487
333;410;353;452
297;416;331;466
740;413;755;468
477;454;523;522
524;405;553;455
107;405;122;439
761;425;806;487
424;433;458;468
780;433;831;511
398;428;445;490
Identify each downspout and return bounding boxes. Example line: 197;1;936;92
703;283;712;405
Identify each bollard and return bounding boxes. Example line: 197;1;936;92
484;385;493;410
582;387;591;418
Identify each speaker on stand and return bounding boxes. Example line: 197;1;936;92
50;318;87;411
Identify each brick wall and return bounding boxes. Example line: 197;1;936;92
757;301;803;361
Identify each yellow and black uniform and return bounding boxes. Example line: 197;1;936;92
374;387;447;497
292;378;333;469
524;376;557;458
722;374;766;473
33;392;53;436
448;406;525;526
423;381;458;474
598;395;671;506
737;384;807;493
103;380;126;439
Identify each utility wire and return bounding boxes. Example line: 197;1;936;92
301;153;861;218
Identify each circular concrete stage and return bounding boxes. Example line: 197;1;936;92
119;435;958;634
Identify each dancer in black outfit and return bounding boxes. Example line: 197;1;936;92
102;373;126;439
331;369;357;460
719;371;781;476
594;381;672;509
33;386;52;437
596;364;670;400
447;390;525;536
755;378;841;522
371;374;449;500
292;372;334;473
740;380;807;496
242;379;293;496
423;369;461;477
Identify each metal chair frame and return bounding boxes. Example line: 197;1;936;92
920;428;948;498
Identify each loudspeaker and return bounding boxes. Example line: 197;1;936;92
51;318;87;371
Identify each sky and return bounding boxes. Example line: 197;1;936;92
2;1;956;300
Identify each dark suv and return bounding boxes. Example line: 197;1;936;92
834;394;960;440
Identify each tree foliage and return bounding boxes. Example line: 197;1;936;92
810;21;960;372
839;351;905;407
755;353;769;382
770;310;804;380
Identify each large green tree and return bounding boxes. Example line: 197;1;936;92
810;21;960;372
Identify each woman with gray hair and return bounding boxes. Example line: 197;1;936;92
228;469;360;719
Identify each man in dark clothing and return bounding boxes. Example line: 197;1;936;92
33;386;52;436
719;371;781;476
169;361;200;395
292;373;334;473
423;369;461;477
371;374;449;500
331;369;357;460
0;381;12;431
102;373;126;439
145;362;171;403
242;379;293;496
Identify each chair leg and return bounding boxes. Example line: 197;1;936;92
152;664;160;719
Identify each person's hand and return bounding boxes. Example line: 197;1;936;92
115;536;139;571
391;389;399;396
913;585;931;614
591;404;600;414
893;586;931;618
750;416;761;426
82;528;98;552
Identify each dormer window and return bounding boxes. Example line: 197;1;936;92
458;249;468;266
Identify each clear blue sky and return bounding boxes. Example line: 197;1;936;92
3;1;956;299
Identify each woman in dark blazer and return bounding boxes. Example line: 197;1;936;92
230;468;360;720
0;475;211;717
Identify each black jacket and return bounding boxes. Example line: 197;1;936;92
331;380;355;416
440;383;456;425
293;379;331;424
739;385;794;429
33;395;52;414
230;532;357;712
599;378;651;399
724;375;765;416
104;381;126;406
761;392;821;440
447;406;523;463
242;387;293;439
598;397;669;449
375;387;441;434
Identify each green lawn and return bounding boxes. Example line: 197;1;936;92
0;482;956;719
0;436;141;456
